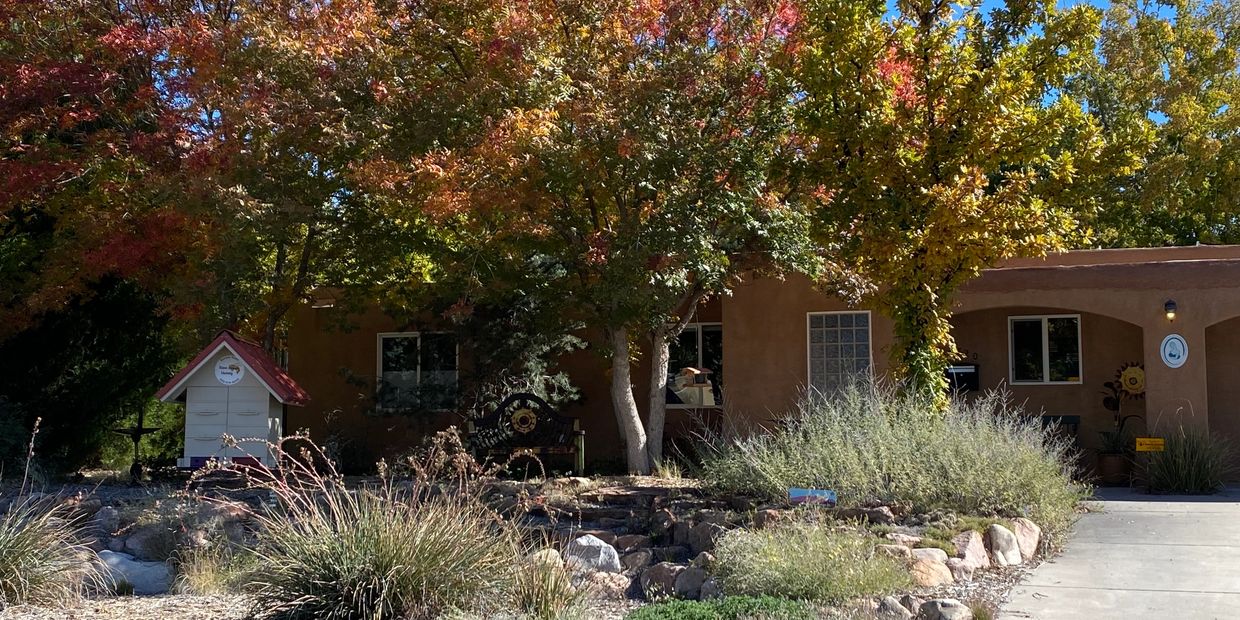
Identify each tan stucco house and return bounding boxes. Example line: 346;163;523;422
280;244;1240;471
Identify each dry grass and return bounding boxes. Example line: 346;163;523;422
0;496;101;609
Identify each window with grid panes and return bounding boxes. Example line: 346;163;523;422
808;312;872;394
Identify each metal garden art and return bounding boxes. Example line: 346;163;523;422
1099;362;1146;485
467;392;585;474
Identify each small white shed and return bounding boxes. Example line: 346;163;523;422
156;330;309;468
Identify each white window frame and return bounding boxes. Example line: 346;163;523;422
1007;314;1083;385
375;331;460;410
667;322;723;410
805;310;874;393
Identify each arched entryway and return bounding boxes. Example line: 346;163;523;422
1205;317;1240;470
950;306;1147;455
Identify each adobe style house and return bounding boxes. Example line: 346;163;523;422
279;244;1240;471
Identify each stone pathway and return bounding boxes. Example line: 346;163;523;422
1000;487;1240;620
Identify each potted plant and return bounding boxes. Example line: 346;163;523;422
1098;363;1145;485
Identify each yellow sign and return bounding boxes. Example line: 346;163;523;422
1135;437;1165;452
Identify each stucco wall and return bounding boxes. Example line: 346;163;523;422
284;304;458;469
284;298;724;470
951;307;1148;452
721;274;896;425
1206;318;1240;465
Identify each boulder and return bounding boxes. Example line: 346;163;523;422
838;506;897;525
1011;518;1042;560
123;524;176;562
885;532;923;547
909;558;954;587
98;550;172;595
865;506;898;525
919;598;974;620
690;552;715;570
951;530;990;570
945;557;974;581
565;534;622;573
876;544;913;560
699;577;723;600
911;547;949;564
877;595;914;619
688;522;726;555
649;545;692;563
696;510;731;526
527;548;564;570
650;509;677;539
196;500;251;523
986;524;1022;567
93;506;120;537
900;594;925;614
754;508;786;529
614;534;652;552
584;571;631;599
640;562;685;598
674;566;709;600
671;521;693;547
621;550;654;572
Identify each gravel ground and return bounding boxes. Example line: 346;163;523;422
0;595;251;620
924;562;1037;613
0;594;644;620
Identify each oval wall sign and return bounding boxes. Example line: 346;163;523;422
1160;334;1188;369
215;355;246;385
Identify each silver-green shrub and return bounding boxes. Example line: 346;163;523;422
697;382;1086;540
712;523;909;602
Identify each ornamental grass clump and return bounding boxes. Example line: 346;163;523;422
711;523;909;603
1141;427;1236;494
697;382;1087;541
220;431;524;620
0;496;101;609
0;418;102;609
509;550;589;620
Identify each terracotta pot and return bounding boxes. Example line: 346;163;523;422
1097;452;1130;486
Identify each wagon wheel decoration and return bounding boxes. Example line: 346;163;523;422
510;407;538;434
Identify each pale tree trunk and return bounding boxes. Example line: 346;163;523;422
646;287;707;467
610;327;650;474
646;324;671;467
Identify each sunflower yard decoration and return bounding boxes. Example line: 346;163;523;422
1117;363;1145;397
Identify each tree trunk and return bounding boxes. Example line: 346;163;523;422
646;324;671;467
609;326;650;474
646;287;707;467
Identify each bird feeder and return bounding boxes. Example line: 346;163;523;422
156;330;308;468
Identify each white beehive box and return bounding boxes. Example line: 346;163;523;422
156;330;308;468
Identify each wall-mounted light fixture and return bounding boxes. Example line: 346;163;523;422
1165;299;1178;322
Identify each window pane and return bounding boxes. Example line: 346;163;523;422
701;325;723;404
666;327;700;405
1047;317;1081;382
809;313;870;395
379;336;419;408
419;333;458;409
1011;319;1044;382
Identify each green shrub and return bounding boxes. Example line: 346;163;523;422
697;383;1086;540
0;496;101;608
626;596;819;620
1141;428;1236;494
711;523;908;603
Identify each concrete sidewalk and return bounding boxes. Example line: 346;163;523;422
1000;487;1240;619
